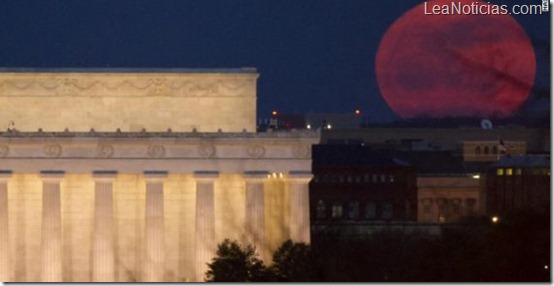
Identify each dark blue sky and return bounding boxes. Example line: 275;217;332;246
0;0;549;121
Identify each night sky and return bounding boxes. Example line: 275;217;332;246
0;0;549;122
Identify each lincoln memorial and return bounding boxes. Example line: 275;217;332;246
0;68;318;282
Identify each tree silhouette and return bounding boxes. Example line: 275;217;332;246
270;239;314;282
205;239;267;282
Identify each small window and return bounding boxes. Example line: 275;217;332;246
332;202;343;219
484;146;490;154
316;200;326;219
355;175;361;183
381;203;393;219
450;199;461;216
492;146;498;154
389;174;395;183
506;168;513;176
380;174;386;183
372;174;378;183
496;168;504;176
347;175;353;183
437;199;447;222
364;202;376;219
363;174;370;183
515;168;522;176
339;175;345;183
466;198;477;215
423;204;431;215
347;201;359;219
475;146;481;155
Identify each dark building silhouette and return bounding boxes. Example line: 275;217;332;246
309;145;417;238
486;154;550;217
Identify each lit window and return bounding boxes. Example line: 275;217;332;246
496;168;504;176
515;168;522;175
332;202;343;219
389;174;395;183
506;168;513;176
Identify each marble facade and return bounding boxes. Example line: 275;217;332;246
0;69;318;282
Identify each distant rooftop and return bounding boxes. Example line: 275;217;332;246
492;155;550;168
0;67;258;74
312;145;411;168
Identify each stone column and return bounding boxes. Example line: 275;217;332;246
244;171;268;262
92;171;117;282
288;171;312;244
0;171;12;282
143;171;167;282
194;171;218;282
40;171;65;282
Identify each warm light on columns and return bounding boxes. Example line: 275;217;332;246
194;171;219;282
143;171;168;282
40;171;65;282
92;171;117;282
0;171;12;282
244;171;268;262
288;171;312;244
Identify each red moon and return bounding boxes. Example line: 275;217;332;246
375;0;536;118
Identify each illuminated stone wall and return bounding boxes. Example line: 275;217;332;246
462;141;527;162
0;131;318;282
0;69;258;132
417;176;483;223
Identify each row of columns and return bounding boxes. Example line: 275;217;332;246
0;170;311;282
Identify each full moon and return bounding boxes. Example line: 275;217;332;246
375;0;536;118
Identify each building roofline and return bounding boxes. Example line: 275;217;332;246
0;67;258;74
